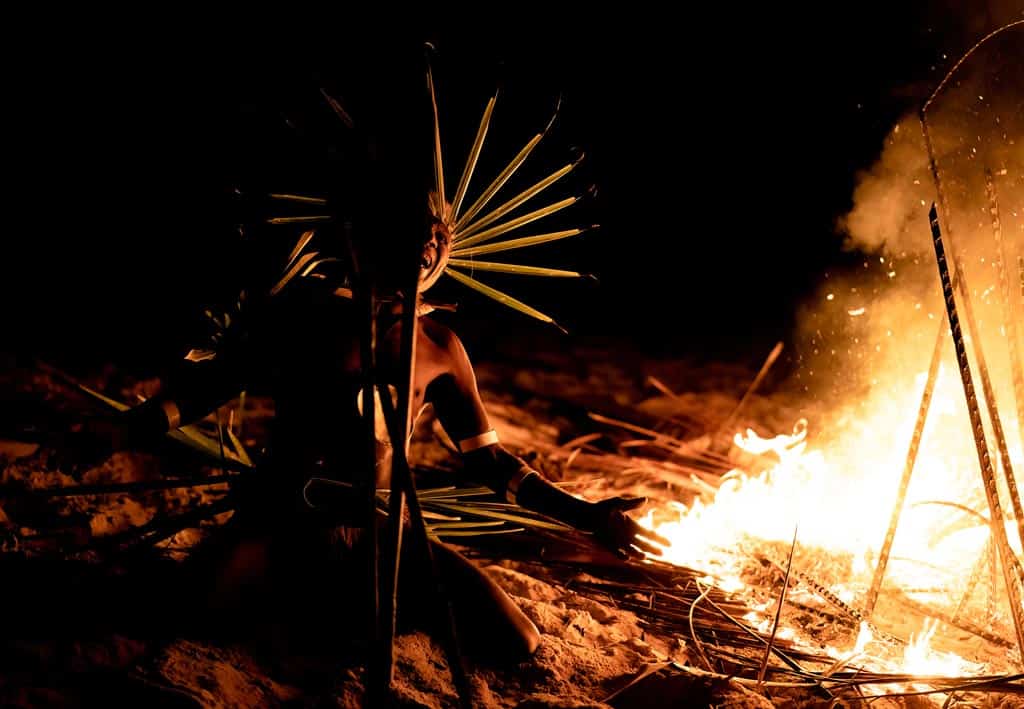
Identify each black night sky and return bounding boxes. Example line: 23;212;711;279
4;5;1021;373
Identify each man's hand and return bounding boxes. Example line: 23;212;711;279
585;496;670;560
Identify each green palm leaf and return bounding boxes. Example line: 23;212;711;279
267;216;331;225
270;252;319;295
444;268;564;330
453;134;544;232
452;197;579;250
269;194;328;206
451;227;590;258
450;94;497;221
284;230;315;272
74;382;252;470
456;157;581;240
427;65;447;217
447;259;584;278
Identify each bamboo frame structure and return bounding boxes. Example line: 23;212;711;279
864;20;1024;626
929;203;1024;657
986;170;1024;456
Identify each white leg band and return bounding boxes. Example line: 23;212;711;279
506;468;539;504
458;429;499;453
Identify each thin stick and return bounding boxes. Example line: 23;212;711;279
644;375;707;429
699;591;831;699
761;546;904;645
588;412;733;466
378;368;474;707
989;531;999;621
688;582;715;671
319;88;355;129
347;226;385;707
758;526;798;687
713;341;784;449
379;214;471;705
987;169;1024;457
952;536;991;624
864;324;944;617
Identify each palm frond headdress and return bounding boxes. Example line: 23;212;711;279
268;62;595;331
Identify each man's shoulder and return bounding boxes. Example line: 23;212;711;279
419;316;461;353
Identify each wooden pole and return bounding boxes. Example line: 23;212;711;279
863;322;944;616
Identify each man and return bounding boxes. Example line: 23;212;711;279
69;215;667;663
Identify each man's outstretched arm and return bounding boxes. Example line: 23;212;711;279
424;322;668;559
61;347;251;473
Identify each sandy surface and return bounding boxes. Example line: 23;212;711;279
1;352;1022;707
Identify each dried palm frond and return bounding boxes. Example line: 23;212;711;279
375;485;572;540
269;193;328;206
448;196;580;251
266;67;590;329
455;156;582;240
266;215;331;225
446;260;585;278
450;227;591;258
449;94;496;218
71;379;251;471
445;268;565;332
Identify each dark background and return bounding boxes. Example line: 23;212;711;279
3;5;1021;374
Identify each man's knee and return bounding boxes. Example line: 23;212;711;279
519;620;541;657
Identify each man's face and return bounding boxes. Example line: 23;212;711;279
419;220;451;291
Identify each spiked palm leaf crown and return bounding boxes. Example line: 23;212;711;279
268;65;593;331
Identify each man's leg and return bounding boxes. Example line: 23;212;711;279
397;536;540;663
